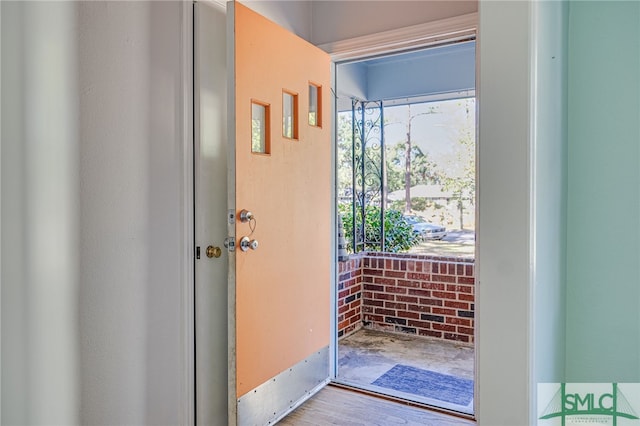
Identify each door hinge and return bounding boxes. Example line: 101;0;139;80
224;237;235;252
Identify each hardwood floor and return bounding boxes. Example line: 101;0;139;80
279;385;476;425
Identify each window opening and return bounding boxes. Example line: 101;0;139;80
309;83;322;127
338;97;476;257
251;101;270;154
282;91;298;140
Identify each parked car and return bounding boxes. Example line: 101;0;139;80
404;215;447;240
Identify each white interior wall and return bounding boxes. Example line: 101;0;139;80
77;2;189;423
2;2;80;423
310;1;478;46
240;0;312;40
76;5;151;419
237;1;478;49
2;1;190;424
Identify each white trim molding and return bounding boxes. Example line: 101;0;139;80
318;12;477;62
180;1;195;424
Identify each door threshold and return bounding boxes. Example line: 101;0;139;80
328;380;476;422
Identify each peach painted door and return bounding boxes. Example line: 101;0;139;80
227;3;332;425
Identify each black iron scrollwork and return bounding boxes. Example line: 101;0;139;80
351;100;385;253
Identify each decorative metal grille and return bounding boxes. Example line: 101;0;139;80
351;99;385;253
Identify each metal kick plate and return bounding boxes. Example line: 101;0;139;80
237;346;329;426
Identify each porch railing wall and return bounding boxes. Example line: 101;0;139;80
337;253;475;344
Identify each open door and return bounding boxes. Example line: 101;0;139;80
227;2;332;424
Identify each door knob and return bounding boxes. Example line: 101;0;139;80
239;236;258;252
206;245;222;258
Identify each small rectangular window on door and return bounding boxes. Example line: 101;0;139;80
251;100;270;154
308;83;321;127
283;90;298;140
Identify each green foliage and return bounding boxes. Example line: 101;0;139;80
337;98;476;229
410;197;429;211
386;144;441;192
338;204;419;253
336;112;354;197
388;200;405;211
381;209;421;252
440;98;476;229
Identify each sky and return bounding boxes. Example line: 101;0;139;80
383;97;475;178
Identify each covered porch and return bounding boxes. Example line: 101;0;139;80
336;252;475;415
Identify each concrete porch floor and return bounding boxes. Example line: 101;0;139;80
337;328;475;415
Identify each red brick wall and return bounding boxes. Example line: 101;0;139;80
338;253;475;344
337;255;363;337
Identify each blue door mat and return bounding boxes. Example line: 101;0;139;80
372;364;474;406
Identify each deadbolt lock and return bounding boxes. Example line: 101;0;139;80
206;245;222;258
239;209;254;223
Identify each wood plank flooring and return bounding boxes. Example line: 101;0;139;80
279;385;476;426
